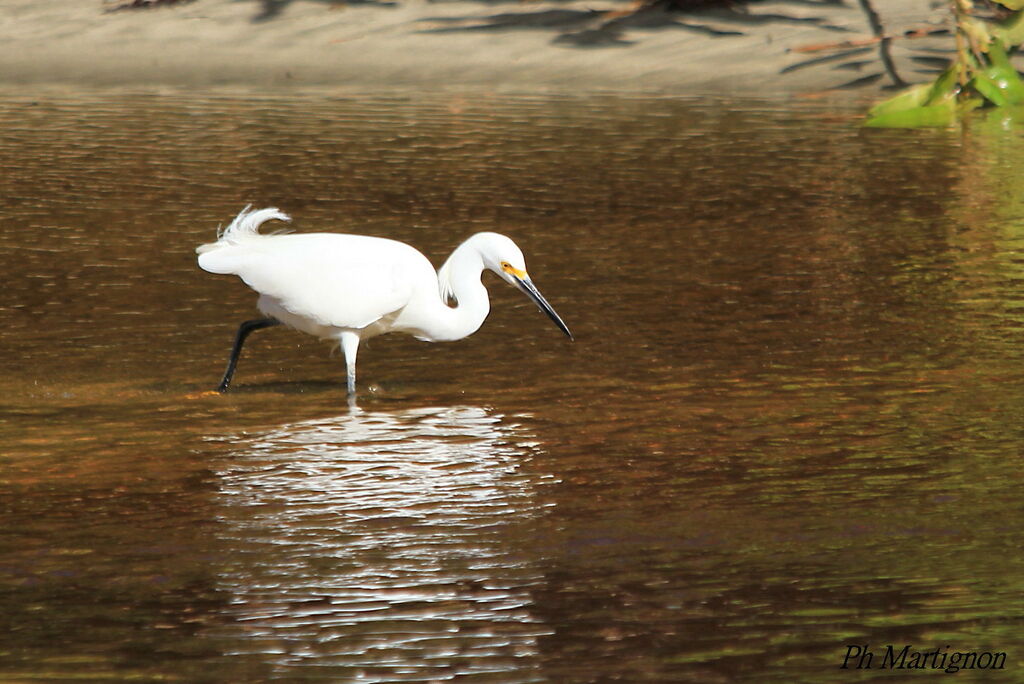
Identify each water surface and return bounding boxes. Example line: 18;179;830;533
2;90;1024;681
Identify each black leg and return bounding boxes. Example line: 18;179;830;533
216;318;280;392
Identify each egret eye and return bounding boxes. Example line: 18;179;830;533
500;261;512;271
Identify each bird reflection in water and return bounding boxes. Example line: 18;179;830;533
208;406;550;678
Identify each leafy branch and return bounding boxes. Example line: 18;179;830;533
866;0;1024;127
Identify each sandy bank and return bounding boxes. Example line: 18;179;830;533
1;0;954;95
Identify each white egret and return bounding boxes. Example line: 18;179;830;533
197;206;573;394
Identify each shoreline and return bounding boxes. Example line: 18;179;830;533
2;1;953;96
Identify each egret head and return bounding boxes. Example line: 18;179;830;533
473;232;573;341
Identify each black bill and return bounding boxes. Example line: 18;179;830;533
515;276;574;341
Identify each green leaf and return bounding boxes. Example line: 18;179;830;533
864;103;956;129
992;10;1024;46
973;72;1010;106
980;41;1024;104
867;83;931;118
864;66;960;128
993;1;1024;11
987;38;1015;71
924;65;959;106
985;67;1024;104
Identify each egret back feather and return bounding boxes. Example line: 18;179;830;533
196;205;291;255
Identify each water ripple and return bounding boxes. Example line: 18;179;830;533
210;406;550;680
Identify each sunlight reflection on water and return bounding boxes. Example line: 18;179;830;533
209;406;552;680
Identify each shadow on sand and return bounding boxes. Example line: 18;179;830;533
127;0;953;91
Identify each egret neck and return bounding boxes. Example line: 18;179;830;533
414;238;492;343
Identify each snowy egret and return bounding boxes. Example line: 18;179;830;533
197;206;573;394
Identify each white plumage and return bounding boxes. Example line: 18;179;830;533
197;206;572;394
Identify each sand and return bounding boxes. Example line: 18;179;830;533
0;0;956;95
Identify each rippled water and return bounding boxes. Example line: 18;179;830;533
213;407;549;680
2;90;1024;681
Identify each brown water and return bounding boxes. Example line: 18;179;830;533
2;90;1024;682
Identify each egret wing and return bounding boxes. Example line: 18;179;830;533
228;234;424;330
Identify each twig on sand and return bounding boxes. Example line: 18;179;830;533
104;0;196;12
791;26;949;54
